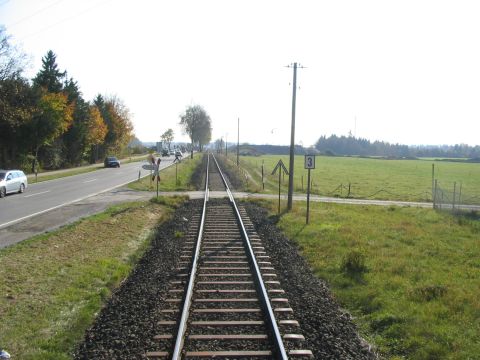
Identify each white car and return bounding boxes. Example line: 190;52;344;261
0;170;28;198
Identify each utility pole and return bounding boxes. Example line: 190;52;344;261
287;62;303;210
237;118;240;166
225;133;228;157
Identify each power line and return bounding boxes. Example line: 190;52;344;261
19;0;113;41
6;0;67;28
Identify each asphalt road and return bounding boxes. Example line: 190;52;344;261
0;157;175;230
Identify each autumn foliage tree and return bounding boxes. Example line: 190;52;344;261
95;95;134;156
29;91;73;171
85;105;107;162
0;36;137;171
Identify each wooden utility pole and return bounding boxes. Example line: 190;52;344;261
287;63;298;210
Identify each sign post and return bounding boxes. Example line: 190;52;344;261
142;157;161;198
272;159;289;214
304;155;315;224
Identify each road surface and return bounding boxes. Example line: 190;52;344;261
0;158;174;230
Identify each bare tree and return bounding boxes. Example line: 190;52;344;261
0;27;27;81
161;128;174;150
179;105;212;159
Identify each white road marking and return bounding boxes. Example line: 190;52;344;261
83;179;97;183
23;190;50;198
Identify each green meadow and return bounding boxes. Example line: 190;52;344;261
255;199;480;359
233;155;480;204
0;200;167;359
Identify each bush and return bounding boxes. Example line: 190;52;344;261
341;249;367;275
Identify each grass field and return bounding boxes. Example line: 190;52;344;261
232;155;480;204
254;199;480;359
0;198;186;359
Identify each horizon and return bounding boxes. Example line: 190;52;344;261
2;1;480;147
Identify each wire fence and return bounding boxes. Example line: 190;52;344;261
433;180;480;212
225;155;480;209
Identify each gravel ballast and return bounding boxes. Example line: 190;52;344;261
242;201;377;359
75;198;377;359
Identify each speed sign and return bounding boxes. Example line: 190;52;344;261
304;155;315;169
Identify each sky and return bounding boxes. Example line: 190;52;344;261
1;0;480;147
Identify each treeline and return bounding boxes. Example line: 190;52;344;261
315;135;480;159
235;144;307;156
0;29;134;172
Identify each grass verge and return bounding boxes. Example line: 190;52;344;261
254;199;480;359
0;197;182;359
128;153;202;192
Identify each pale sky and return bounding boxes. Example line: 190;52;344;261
1;0;480;146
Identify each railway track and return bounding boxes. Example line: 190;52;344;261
146;154;313;359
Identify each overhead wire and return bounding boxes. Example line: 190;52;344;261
6;0;68;28
18;0;113;41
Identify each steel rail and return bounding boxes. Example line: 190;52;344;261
171;155;210;360
211;154;289;360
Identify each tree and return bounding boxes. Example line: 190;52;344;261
85;105;107;163
32;50;65;93
62;77;90;165
0;26;27;81
28;92;73;171
95;95;133;155
179;105;212;158
0;77;37;167
161;128;174;150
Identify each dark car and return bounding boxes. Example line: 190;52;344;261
161;149;169;157
104;156;120;168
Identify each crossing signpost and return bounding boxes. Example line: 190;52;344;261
272;159;289;214
143;157;161;198
304;155;315;224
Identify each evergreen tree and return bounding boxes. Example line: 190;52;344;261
62;77;89;165
32;50;65;93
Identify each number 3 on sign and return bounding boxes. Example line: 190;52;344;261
304;155;315;169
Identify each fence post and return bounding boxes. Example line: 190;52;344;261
261;160;265;190
433;179;438;209
458;183;462;208
431;163;435;202
452;182;457;213
347;183;351;198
